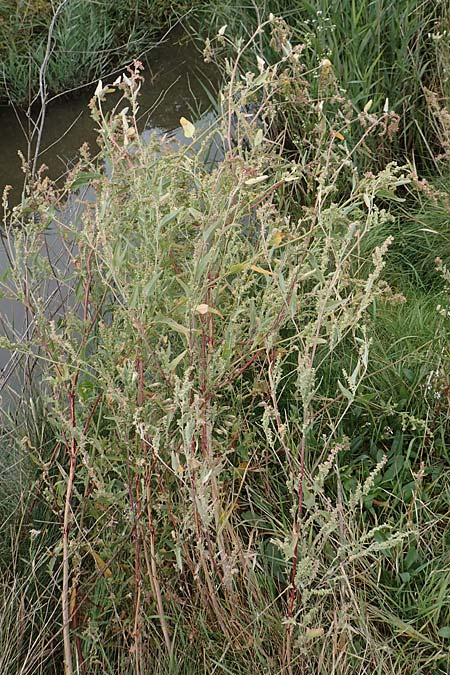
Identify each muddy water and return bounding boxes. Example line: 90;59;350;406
0;31;219;397
0;30;218;201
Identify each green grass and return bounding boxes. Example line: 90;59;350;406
193;0;450;171
305;188;450;672
0;0;197;105
0;408;63;675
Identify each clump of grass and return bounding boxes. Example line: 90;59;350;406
0;402;63;675
0;0;197;105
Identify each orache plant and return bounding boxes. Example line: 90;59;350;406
0;21;422;675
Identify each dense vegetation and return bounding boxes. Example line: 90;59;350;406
0;3;450;675
197;0;450;168
0;0;195;104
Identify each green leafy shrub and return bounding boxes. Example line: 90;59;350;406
1;18;449;675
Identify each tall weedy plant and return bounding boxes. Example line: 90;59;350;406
1;20;421;674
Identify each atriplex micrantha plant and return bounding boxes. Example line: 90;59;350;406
1;22;419;675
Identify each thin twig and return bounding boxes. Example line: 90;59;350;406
30;0;71;180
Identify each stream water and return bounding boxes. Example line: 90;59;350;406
0;30;218;397
0;29;217;201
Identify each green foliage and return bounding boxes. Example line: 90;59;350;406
0;0;196;105
194;0;450;171
0;16;449;675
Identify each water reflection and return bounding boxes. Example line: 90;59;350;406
0;29;218;201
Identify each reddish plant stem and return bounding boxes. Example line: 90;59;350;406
82;391;103;435
85;285;108;338
189;437;203;538
250;179;286;209
62;387;76;675
218;349;264;389
24;392;103;528
71;603;86;675
108;132;134;169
